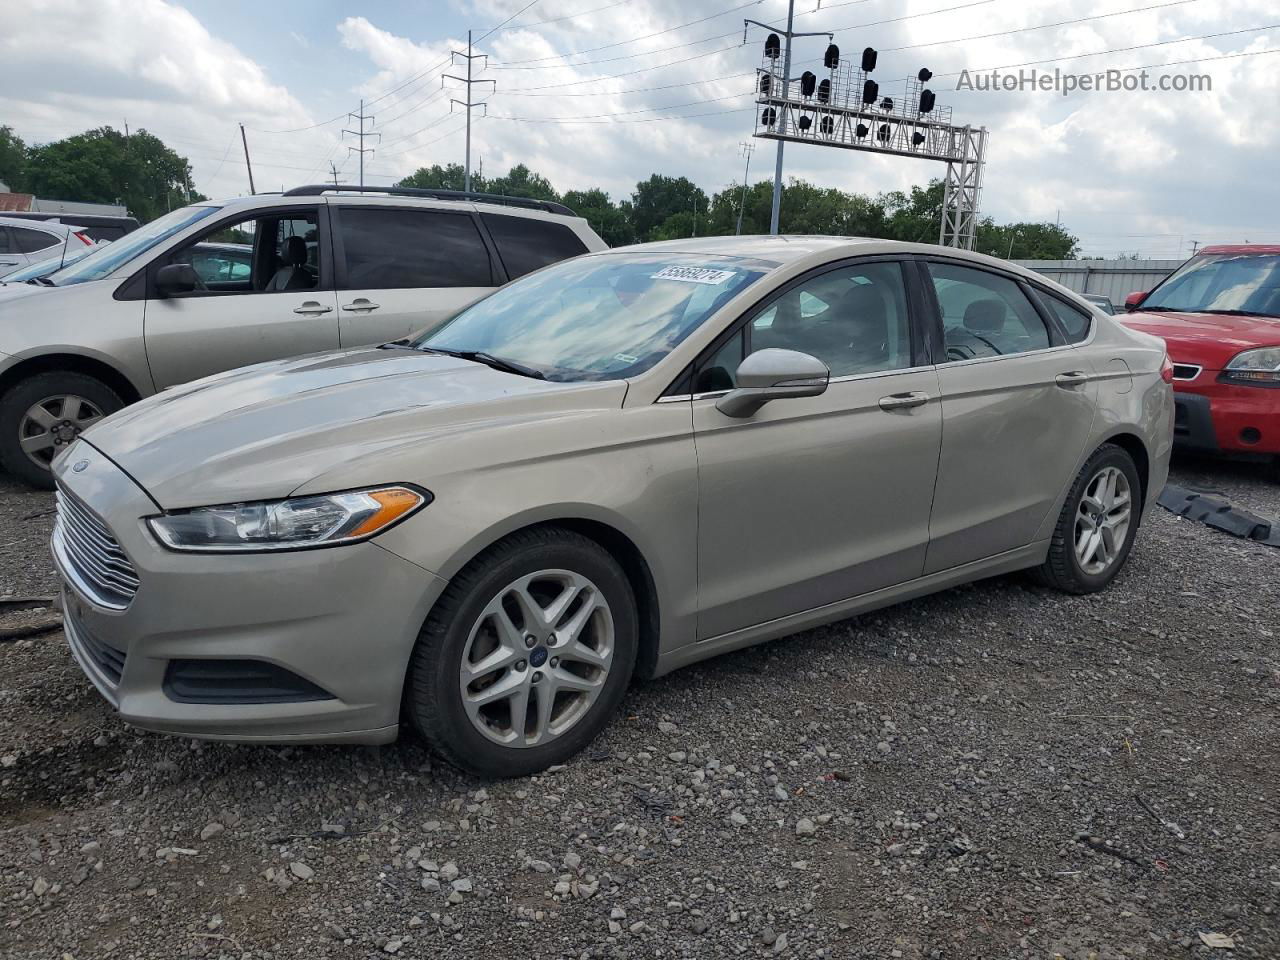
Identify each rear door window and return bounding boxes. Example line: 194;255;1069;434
927;262;1052;360
11;226;60;254
481;213;588;279
337;208;492;289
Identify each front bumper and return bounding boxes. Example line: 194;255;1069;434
52;442;446;744
1172;377;1280;456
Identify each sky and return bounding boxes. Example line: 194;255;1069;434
3;0;1278;258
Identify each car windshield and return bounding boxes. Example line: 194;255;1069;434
1142;253;1280;318
415;252;772;381
43;204;220;286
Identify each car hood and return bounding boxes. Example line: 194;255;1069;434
81;347;628;509
1120;310;1280;369
0;280;55;303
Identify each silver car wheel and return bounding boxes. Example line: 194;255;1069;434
459;569;614;749
18;395;105;469
1074;465;1132;576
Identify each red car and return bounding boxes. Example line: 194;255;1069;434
1121;245;1280;479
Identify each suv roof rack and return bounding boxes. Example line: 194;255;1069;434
282;184;576;217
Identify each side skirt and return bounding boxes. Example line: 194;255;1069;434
652;541;1049;677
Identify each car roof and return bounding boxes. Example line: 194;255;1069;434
0;215;76;233
203;190;586;223
1198;244;1280;256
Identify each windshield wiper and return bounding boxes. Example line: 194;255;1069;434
421;347;546;380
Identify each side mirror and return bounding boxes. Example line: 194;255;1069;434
156;262;200;297
716;348;830;419
1124;290;1147;312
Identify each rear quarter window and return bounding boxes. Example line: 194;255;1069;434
10;226;60;253
1038;290;1094;343
481;213;589;279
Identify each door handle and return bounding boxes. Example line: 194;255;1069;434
293;301;333;316
342;298;381;313
1055;371;1089;387
878;391;930;411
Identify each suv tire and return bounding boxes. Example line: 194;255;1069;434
1035;443;1143;594
405;527;637;778
0;372;124;490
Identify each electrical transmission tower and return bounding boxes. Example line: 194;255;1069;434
343;100;380;188
444;30;495;193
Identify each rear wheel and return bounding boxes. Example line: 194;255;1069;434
0;372;124;489
1035;443;1143;594
405;527;637;778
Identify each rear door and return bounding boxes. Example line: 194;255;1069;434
1;225;63;273
330;204;497;346
921;259;1098;573
143;205;340;388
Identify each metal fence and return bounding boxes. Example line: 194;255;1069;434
1013;259;1184;308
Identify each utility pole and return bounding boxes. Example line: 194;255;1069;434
745;3;831;235
343;100;380;188
444;31;495;193
329;161;341;187
1189;240;1201;255
239;123;256;194
735;141;755;235
691;195;700;237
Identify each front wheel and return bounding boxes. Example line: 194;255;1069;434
0;372;124;489
1035;443;1143;594
405;527;638;778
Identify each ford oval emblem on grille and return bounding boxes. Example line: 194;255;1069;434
72;459;90;473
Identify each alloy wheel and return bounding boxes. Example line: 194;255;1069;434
1074;465;1132;576
458;569;614;748
18;395;105;469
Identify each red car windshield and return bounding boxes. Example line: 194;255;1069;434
1141;253;1280;318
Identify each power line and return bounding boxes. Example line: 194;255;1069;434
476;0;542;43
490;0;763;66
487;0;637;33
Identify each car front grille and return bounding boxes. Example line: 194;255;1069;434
1171;363;1202;381
53;486;140;610
65;606;127;687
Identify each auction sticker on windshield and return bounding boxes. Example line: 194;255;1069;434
651;265;738;285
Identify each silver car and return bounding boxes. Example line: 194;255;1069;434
0;186;605;488
51;237;1174;777
0;216;94;278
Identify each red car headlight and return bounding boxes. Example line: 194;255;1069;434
1221;347;1280;386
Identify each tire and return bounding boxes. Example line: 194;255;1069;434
0;372;124;490
1034;443;1143;595
405;527;638;778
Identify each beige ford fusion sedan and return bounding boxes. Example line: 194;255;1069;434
51;237;1173;777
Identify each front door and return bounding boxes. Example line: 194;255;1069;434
692;259;943;640
143;206;340;389
330;204;497;346
921;259;1099;573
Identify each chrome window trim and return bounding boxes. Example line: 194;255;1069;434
655;362;939;403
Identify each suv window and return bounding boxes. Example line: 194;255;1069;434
338;208;491;289
161;209;321;294
11;226;60;254
694;261;913;392
927;262;1051;360
1038;290;1093;343
481;213;588;279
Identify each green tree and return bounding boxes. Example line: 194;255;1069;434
629;174;707;242
486;163;558;202
975;220;1079;259
562;188;635;247
23;127;196;222
397;162;484;192
0;126;27;192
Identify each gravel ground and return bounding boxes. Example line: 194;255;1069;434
1;456;1278;960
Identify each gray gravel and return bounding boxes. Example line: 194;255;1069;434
2;456;1278;959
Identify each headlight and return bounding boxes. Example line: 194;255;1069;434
1222;346;1280;385
148;486;428;552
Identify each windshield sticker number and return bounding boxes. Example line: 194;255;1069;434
650;265;737;285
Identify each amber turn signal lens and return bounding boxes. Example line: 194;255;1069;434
349;488;424;537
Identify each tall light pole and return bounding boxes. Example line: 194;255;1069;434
735;141;755;235
745;3;831;235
